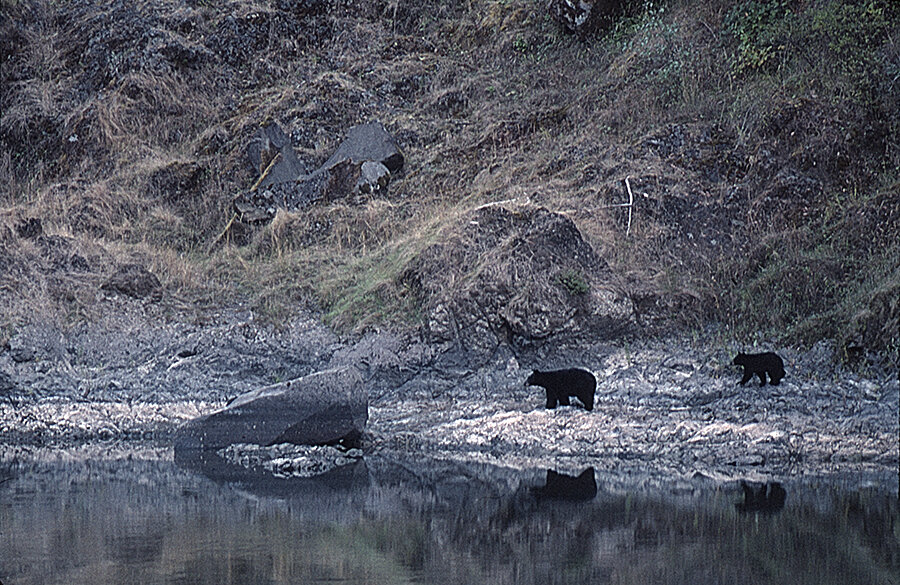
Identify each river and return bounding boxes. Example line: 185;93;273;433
1;444;896;585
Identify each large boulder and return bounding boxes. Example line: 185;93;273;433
173;365;368;451
320;120;404;174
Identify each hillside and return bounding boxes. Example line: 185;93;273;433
2;0;898;362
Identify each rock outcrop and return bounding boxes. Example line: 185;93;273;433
404;204;633;357
246;122;308;190
235;121;404;221
173;365;368;451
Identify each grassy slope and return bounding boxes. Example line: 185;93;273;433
1;0;897;359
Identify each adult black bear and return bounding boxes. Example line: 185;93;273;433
525;368;596;411
733;352;785;386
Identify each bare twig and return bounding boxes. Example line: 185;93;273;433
208;212;238;253
475;198;518;210
598;177;635;236
249;152;282;192
624;176;634;237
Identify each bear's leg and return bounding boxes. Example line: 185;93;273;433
558;394;571;406
739;370;753;385
575;389;593;411
546;389;558;409
769;370;783;385
756;370;767;386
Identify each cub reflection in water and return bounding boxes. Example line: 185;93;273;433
736;481;787;514
533;468;597;502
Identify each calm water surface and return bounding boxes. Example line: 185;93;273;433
0;447;896;585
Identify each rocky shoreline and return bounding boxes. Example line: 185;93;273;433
1;305;896;485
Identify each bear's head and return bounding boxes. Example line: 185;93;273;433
733;353;748;366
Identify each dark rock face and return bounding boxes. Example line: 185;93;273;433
148;161;206;205
173;366;368;451
15;218;42;240
101;264;162;299
547;0;625;34
235;121;404;221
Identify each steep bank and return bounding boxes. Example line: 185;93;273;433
2;0;898;360
0;0;897;481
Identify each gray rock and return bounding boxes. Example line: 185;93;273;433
321;121;404;174
173;366;368;451
356;161;391;195
246;122;308;189
548;0;624;34
234;121;404;220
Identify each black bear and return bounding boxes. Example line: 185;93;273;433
533;468;597;501
525;368;596;411
733;352;785;386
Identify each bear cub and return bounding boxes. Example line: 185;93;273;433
733;352;785;386
525;368;596;411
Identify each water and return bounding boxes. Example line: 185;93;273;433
1;446;897;585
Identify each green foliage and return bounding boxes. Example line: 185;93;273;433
725;0;895;105
319;247;423;330
723;0;793;74
804;0;892;104
556;269;590;295
722;185;900;357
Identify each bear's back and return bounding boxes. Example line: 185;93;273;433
530;368;595;388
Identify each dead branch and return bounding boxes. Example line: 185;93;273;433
598;177;635;236
624;176;634;237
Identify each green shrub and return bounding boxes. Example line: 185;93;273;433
724;0;793;74
556;270;590;296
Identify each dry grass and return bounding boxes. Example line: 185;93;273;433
1;0;897;356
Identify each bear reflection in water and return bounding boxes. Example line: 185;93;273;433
533;468;597;502
736;481;787;514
